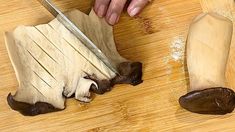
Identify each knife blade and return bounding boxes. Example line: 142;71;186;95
37;0;119;74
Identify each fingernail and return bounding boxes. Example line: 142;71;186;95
129;7;141;17
108;13;118;25
97;5;106;17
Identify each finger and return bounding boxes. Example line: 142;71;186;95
105;0;127;25
94;0;110;17
127;0;149;17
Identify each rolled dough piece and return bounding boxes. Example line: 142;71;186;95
5;9;143;116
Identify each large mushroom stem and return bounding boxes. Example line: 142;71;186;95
179;12;235;114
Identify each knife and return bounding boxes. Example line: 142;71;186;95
37;0;119;74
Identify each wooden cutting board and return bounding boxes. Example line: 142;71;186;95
0;0;235;131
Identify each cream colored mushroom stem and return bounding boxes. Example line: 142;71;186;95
187;13;232;92
179;13;235;115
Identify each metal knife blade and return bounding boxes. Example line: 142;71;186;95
37;0;119;74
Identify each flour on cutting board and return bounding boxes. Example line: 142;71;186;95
170;36;186;63
162;36;186;65
162;36;186;76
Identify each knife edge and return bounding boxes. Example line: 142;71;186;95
37;0;119;75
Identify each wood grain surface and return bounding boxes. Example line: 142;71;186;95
1;0;235;131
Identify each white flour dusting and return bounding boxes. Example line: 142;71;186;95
170;36;186;63
162;36;186;76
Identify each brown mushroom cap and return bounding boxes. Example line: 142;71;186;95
7;61;143;116
179;87;235;115
7;93;62;116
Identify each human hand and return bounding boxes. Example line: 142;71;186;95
94;0;149;25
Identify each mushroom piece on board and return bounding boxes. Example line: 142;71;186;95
5;9;143;116
179;9;235;114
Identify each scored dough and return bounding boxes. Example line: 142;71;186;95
5;9;142;116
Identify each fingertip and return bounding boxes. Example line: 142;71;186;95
94;0;110;17
115;15;120;24
97;5;107;17
127;0;149;17
105;10;112;24
94;1;99;13
128;7;141;17
106;12;118;25
104;0;128;25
